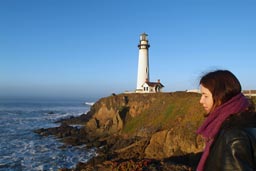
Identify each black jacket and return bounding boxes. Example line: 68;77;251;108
204;112;256;171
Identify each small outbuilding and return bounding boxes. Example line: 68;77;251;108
142;79;164;93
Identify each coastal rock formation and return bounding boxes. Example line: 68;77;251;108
84;92;205;155
36;92;207;170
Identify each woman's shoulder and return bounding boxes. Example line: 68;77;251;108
219;113;256;146
221;127;253;144
222;111;256;129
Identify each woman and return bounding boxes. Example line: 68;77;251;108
197;70;256;171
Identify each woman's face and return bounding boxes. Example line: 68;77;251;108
199;84;214;113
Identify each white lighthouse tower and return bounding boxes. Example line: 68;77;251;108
136;33;150;92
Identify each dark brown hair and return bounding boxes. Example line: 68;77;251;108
200;70;242;112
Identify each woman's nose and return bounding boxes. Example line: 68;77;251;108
199;97;203;104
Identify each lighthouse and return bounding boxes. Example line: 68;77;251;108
136;33;150;92
135;33;164;93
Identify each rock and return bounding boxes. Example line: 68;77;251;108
145;129;204;159
47;111;55;114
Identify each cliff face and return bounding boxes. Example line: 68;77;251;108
85;92;205;159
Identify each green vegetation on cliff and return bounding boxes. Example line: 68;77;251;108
120;92;205;135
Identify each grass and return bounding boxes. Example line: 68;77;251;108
121;92;205;135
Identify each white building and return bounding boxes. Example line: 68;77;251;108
142;79;164;93
136;33;164;93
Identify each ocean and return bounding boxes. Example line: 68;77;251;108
0;98;96;171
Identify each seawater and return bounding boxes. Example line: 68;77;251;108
0;98;96;171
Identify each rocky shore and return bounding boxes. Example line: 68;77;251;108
35;92;206;170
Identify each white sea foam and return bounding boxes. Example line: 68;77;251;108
85;102;94;106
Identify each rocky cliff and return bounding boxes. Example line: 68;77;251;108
85;92;205;158
36;92;207;170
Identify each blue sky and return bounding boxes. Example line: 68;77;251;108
1;0;256;99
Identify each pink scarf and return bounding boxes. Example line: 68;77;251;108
196;93;249;171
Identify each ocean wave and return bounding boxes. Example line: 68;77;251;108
0;99;95;171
